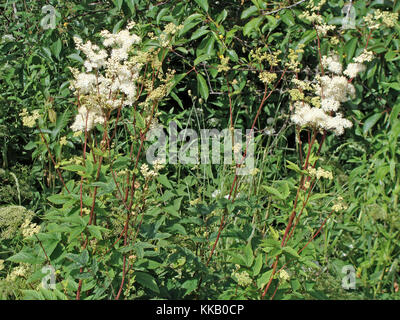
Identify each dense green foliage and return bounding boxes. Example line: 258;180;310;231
1;0;400;300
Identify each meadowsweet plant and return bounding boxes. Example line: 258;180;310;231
2;0;400;301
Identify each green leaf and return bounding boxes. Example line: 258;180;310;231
182;279;198;297
263;185;286;200
135;111;146;129
281;10;295;27
244;243;254;267
87;225;107;240
8;248;42;264
286;160;307;174
241;6;259;19
194;53;212;66
243;16;264;36
62;165;86;172
257;269;274;289
282;246;300;259
253;254;263;276
50;39;62;60
191;27;210;40
67;53;84;64
194;0;209;12
227;49;239;62
135;271;160;293
363;113;382;134
197;73;209;100
344;38;358;63
47;194;70;205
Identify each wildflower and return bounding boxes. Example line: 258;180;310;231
288;89;304;101
332;196;348;212
189;198;201;206
343;63;366;78
19;109;40;128
211;189;221;198
353;49;374;64
141;163;157;179
321;54;343;74
330;36;340;45
279;269;290;281
6;264;31;282
233;270;252;287
233;143;242;154
60;136;68;146
217;56;230;73
316;24;336;37
21;218;40;238
308;167;333;180
152;159;165;172
70;106;105;132
259;71;277;85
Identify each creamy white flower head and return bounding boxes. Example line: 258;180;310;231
321;98;340;112
291;102;352;135
344;63;366;78
354;49;374;64
70;107;105;132
321;54;343;74
72;73;97;94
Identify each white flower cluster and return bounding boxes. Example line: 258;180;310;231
322;54;342;75
343;49;374;79
69;24;142;132
141;159;165;180
290;52;361;135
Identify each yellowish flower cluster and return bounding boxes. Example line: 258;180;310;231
250;47;281;67
331;196;348;212
288;89;305;101
291;79;313;91
310;96;321;108
6;264;30;282
189;197;202;206
232;270;253;287
300;11;323;24
285;45;305;72
308;167;333;180
19;109;40;128
364;9;399;29
316;24;335;37
21;218;40;238
60;136;68;146
259;71;277;85
153;23;183;47
279;269;290;281
217;55;230;73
